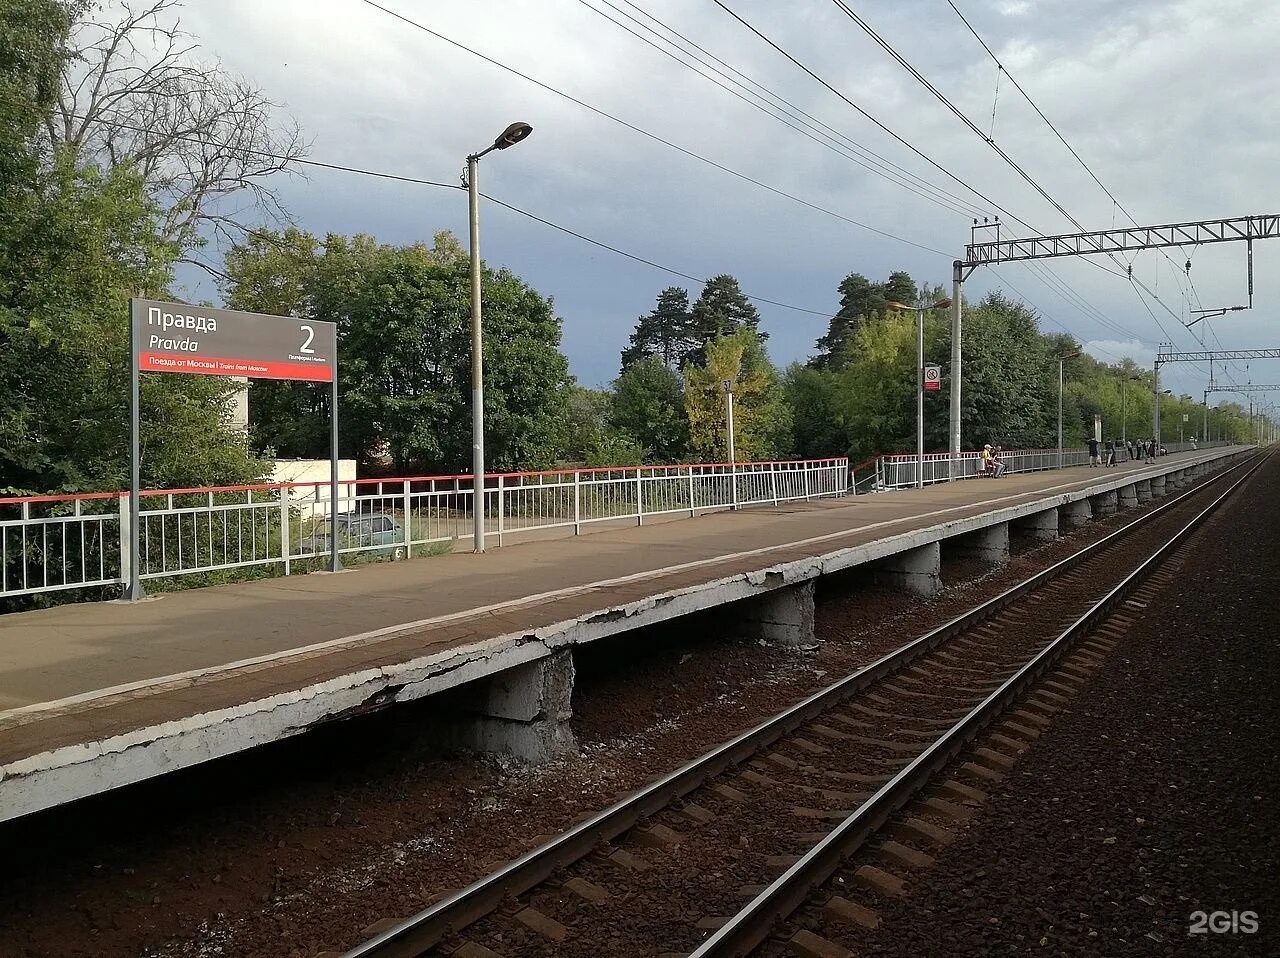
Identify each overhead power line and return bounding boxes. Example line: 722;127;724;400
943;0;1197;313
76;111;834;317
710;0;1154;346
576;0;988;220
357;0;949;257
829;0;1193;347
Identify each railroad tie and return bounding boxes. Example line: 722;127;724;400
681;802;716;824
923;796;978;821
897;816;956;846
853;863;907;898
514;906;568;943
824;894;881;930
789;928;855;958
563;877;610;903
454;942;505;958
877;839;935;870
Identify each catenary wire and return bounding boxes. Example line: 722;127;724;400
830;0;1195;345
578;0;989;219
708;0;1157;348
357;0;951;257
71;111;834;317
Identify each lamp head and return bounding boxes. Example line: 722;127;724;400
494;122;533;150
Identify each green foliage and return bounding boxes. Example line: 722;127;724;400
223;229;573;474
551;385;646;467
814;270;918;368
687;274;765;364
620;286;693;371
610;356;689;462
783;362;846;459
0;156;264;495
0;0;66;186
684;331;791;461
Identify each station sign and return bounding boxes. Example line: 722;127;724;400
130;298;336;382
923;364;942;391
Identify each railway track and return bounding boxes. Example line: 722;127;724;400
341;453;1261;958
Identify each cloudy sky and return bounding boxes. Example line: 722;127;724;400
172;0;1278;400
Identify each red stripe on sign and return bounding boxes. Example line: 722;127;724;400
924;382;941;391
138;352;334;382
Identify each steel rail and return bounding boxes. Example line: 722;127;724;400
341;453;1256;958
692;450;1267;956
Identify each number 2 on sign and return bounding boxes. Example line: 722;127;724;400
299;324;315;354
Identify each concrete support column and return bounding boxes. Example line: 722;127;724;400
453;650;576;762
1091;490;1119;517
1013;508;1059;542
1118;484;1138;509
739;580;816;649
1150;475;1167;498
1171;469;1186;488
879;541;942;596
1061;499;1092;528
1134;480;1152;504
952;522;1011;564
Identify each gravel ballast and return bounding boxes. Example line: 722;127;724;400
848;453;1279;957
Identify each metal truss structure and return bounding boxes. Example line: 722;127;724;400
1156;347;1280;364
1204;383;1280;395
965;213;1280;265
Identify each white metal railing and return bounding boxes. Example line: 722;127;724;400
869;440;1232;491
0;458;847;601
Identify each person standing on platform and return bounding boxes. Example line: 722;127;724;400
1087;436;1100;467
1106;439;1117;466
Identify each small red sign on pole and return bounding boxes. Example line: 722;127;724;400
923;364;942;392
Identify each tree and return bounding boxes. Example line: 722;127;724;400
620;286;693;371
687;275;765;363
783;363;845;459
684;331;790;461
0;159;264;494
0;0;65;187
47;0;306;265
0;5;262;495
554;385;645;467
814;270;918;368
611;356;689;462
223;229;574;474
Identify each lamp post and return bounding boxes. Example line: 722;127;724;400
887;297;952;489
1057;350;1081;469
1160;389;1171;453
723;378;737;509
465;121;533;553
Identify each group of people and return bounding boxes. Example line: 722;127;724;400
1087;437;1164;467
980;443;1007;477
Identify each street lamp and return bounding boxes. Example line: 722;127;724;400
887;297;952;489
723;378;737;509
1160;389;1172;452
1057;350;1081;469
465;121;533;553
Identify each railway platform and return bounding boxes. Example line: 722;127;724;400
0;445;1252;823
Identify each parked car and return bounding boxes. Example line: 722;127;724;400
301;511;405;560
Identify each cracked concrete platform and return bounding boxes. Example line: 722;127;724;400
0;447;1250;822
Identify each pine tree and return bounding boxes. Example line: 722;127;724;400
687;275;764;366
814;270;918;369
620;286;692;371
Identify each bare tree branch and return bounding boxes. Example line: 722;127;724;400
52;0;309;250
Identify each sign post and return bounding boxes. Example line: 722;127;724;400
127;299;339;599
923;365;942;392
